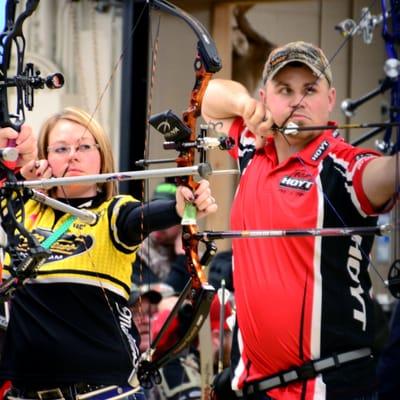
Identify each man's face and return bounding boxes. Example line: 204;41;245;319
261;64;336;140
130;297;159;352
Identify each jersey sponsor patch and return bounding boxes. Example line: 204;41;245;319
17;229;94;262
279;175;313;191
311;140;329;161
346;235;367;331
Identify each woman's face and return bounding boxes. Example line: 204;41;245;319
47;119;101;198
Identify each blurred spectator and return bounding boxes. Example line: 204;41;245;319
209;250;234;292
128;283;173;352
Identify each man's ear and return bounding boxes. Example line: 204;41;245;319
328;87;336;113
259;87;266;104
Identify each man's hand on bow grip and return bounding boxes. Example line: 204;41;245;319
175;179;218;219
242;98;274;149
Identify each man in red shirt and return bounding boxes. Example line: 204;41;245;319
202;41;398;400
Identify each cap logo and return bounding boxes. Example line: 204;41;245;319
270;54;288;67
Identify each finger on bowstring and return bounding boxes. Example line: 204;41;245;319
30;160;45;177
38;163;53;179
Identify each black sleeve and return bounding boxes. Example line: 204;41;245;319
113;199;181;247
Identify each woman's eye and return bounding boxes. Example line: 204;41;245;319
79;144;92;151
55;146;69;153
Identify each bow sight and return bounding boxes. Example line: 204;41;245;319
0;0;64;133
135;109;234;168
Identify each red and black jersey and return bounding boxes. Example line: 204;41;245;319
228;118;383;399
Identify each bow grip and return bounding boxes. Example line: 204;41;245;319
0;120;22;170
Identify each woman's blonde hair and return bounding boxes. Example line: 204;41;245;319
37;107;117;199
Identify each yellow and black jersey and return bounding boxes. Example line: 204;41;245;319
5;195;139;298
0;194;181;386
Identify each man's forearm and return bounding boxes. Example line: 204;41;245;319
202;79;250;121
363;155;399;208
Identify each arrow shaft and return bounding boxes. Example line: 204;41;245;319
7;164;212;189
196;225;393;240
280;122;400;132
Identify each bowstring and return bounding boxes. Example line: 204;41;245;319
139;7;162;359
45;2;151;369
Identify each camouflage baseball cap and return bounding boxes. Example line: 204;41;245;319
262;41;332;86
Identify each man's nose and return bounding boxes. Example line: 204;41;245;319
290;93;305;108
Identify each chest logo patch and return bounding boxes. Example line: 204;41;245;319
17;229;94;262
279;175;313;191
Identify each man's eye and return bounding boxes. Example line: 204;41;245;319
305;87;316;94
279;87;290;94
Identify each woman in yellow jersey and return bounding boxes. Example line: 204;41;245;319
0;107;217;400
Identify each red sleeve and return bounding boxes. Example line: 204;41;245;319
350;152;395;215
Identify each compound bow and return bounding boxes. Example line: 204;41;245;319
0;0;64;298
136;0;224;392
